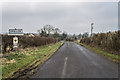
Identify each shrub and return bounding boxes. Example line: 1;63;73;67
80;31;120;54
2;35;58;53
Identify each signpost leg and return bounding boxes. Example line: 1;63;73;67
15;47;17;55
14;36;18;55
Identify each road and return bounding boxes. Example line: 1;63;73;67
30;42;118;78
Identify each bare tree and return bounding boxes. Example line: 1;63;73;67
38;25;55;37
44;25;54;35
61;31;67;40
54;28;61;34
53;28;61;38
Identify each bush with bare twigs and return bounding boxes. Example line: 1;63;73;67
2;35;58;53
80;31;120;54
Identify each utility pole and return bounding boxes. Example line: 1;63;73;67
91;23;94;37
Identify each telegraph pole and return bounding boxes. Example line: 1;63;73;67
91;23;94;37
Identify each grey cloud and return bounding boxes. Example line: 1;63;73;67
2;2;118;34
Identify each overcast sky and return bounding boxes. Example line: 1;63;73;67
2;2;118;35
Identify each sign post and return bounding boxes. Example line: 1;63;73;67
13;37;18;55
8;28;23;55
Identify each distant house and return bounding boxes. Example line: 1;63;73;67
24;33;37;37
28;33;35;37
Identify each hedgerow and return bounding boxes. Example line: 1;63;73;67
2;35;58;53
80;31;120;55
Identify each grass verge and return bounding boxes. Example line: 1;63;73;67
2;42;63;79
76;42;119;64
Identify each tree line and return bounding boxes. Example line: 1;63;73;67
37;25;67;40
37;25;89;41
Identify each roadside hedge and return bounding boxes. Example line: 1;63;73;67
80;31;120;55
2;35;58;53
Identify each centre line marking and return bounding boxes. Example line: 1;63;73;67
61;57;68;78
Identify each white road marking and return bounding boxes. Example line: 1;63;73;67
61;57;68;78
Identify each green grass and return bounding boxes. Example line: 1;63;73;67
2;42;63;78
77;42;119;64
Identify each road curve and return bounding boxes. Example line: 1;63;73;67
30;42;118;78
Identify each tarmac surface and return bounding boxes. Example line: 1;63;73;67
30;42;118;78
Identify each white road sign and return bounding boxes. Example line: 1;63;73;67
8;29;23;35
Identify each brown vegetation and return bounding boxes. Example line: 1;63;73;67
80;31;120;55
2;35;58;53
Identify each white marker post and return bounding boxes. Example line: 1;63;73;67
8;28;23;55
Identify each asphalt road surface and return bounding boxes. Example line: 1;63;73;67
30;42;118;78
